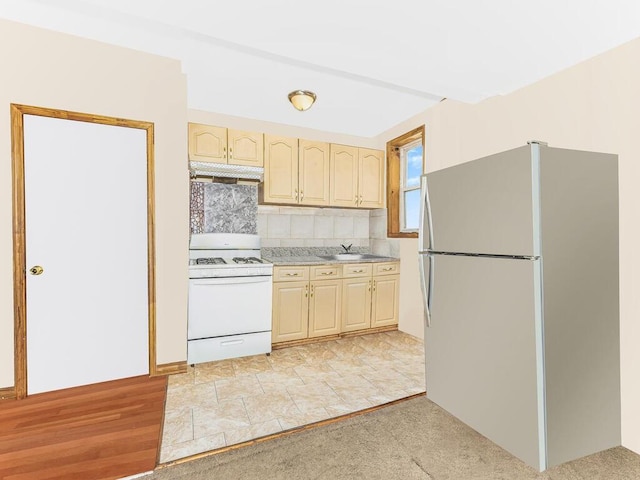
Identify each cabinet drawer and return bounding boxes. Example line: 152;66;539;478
373;262;400;276
273;266;310;282
342;263;373;278
310;264;341;280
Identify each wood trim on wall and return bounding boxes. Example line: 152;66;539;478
10;104;157;398
0;387;17;400
155;361;188;376
146;118;158;376
11;105;27;400
386;125;425;238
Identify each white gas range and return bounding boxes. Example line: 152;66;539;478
188;233;273;364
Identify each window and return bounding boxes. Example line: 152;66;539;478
386;126;424;238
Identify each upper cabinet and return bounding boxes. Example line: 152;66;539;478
358;148;385;208
330;145;385;209
188;122;384;209
188;123;226;162
261;137;330;206
329;144;359;207
299;140;330;206
188;123;264;167
262;135;298;204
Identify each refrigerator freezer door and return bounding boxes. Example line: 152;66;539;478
423;145;538;256
425;254;545;470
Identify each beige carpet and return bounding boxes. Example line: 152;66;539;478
147;395;640;480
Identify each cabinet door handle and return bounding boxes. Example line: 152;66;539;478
381;267;394;272
285;273;299;276
310;285;314;297
294;189;299;201
223;146;227;156
352;269;364;273
368;280;371;291
359;194;363;205
305;285;308;297
320;271;334;276
373;280;376;291
229;146;233;159
300;190;304;201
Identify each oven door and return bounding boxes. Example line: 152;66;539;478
188;275;272;340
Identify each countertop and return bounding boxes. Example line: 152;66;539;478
263;255;399;266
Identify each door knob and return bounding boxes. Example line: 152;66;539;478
29;265;44;276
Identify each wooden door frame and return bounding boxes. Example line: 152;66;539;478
11;104;157;399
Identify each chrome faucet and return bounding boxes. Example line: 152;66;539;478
340;243;353;253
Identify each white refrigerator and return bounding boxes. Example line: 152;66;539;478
418;142;620;471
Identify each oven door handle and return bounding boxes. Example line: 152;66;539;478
190;276;272;286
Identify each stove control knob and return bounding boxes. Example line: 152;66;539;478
29;265;44;276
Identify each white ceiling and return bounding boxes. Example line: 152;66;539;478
2;0;640;137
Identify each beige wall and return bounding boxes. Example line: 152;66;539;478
397;238;423;339
0;20;189;388
375;38;640;453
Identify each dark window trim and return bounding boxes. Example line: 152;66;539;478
386;125;425;238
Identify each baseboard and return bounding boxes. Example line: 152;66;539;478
272;325;398;350
340;325;398;338
154;361;188;376
0;386;16;400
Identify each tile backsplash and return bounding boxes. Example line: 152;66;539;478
257;205;370;248
369;208;400;257
190;182;399;257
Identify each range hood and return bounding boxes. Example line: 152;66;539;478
189;161;263;182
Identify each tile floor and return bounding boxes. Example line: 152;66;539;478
160;330;426;463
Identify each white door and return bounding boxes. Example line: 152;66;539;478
24;115;149;394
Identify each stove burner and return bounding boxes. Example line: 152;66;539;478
232;257;265;264
196;257;226;265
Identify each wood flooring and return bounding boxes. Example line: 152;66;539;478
0;374;167;480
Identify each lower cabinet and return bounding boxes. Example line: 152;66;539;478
371;274;400;327
342;263;373;332
272;262;400;345
272;280;309;342
308;279;342;338
342;276;372;333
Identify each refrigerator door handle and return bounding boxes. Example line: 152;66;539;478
419;253;433;327
419;175;433;251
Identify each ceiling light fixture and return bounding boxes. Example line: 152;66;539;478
288;90;317;111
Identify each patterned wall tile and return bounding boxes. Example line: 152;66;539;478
190;181;205;234
203;183;257;234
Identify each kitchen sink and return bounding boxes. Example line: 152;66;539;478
318;253;382;261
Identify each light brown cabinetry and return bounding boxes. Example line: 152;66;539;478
308;279;342;338
342;262;399;331
299;140;330;206
330;145;385;208
342;276;372;332
371;274;400;327
261;137;330;206
272;280;309;342
272;265;340;343
188;123;264;167
262;135;298;204
358;148;385;208
272;262;399;345
329;144;359;207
